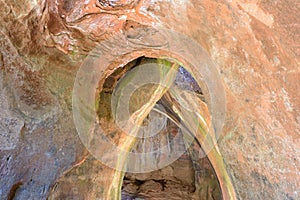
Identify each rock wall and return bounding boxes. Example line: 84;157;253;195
0;0;299;199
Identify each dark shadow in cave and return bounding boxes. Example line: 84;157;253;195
99;57;223;200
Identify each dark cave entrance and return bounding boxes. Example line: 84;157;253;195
98;57;222;200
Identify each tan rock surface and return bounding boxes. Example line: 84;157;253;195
0;0;299;199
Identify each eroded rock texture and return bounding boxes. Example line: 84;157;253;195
0;0;299;199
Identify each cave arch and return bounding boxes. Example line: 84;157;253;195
72;26;236;199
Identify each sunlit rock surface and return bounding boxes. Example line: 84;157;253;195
0;0;299;199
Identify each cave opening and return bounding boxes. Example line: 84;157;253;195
98;57;223;200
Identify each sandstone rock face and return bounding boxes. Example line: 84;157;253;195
0;0;299;200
